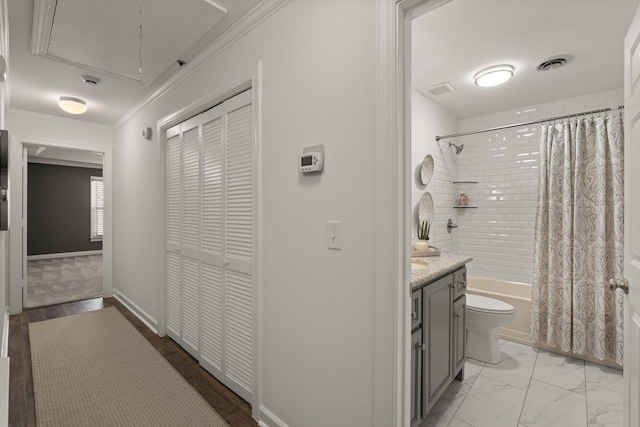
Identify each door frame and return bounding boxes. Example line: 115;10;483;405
156;62;262;420
376;1;452;425
8;135;114;313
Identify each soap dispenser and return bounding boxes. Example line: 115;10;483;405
458;191;469;207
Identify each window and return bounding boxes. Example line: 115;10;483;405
91;176;104;240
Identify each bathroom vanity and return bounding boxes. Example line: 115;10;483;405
410;254;472;427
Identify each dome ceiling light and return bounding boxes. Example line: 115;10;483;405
474;64;514;87
59;96;88;114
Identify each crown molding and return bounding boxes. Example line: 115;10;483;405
114;0;291;128
7;108;115;131
31;0;55;55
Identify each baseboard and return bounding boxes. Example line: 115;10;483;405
0;357;8;427
113;289;159;335
1;307;7;359
27;250;103;260
258;406;290;427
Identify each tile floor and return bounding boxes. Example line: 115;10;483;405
423;340;623;427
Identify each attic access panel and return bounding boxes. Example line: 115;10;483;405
32;0;227;86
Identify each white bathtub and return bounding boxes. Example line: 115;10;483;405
466;276;621;369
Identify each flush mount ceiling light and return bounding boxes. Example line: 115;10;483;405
474;64;514;87
58;96;87;114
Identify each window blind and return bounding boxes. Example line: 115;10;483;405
91;176;104;239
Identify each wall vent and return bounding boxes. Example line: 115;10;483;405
427;82;455;96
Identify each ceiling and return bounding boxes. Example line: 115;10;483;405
412;0;640;120
7;0;262;126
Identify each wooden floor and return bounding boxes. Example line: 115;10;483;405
8;297;258;427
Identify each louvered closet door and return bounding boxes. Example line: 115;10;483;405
165;89;254;403
199;89;254;402
165;117;202;357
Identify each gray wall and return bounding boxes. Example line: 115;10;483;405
28;163;102;255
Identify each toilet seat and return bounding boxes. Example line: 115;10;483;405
466;294;515;315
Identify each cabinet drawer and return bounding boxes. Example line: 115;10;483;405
453;267;467;300
411;290;422;330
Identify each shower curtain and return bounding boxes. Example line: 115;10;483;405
530;113;624;364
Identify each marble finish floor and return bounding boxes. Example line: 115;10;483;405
26;254;103;308
423;340;623;427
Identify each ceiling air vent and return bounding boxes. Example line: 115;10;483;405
534;55;574;71
427;82;455;96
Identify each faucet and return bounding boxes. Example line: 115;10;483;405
447;218;457;234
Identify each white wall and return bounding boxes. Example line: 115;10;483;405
456;88;623;283
411;88;459;254
113;1;389;425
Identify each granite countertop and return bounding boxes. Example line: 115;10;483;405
411;253;473;290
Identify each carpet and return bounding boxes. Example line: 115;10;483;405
29;307;228;426
26;255;103;308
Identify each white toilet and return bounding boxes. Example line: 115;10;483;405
465;294;515;364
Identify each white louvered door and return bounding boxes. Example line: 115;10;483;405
165;89;254;402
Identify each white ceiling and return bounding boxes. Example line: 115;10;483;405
7;0;262;126
412;0;640;120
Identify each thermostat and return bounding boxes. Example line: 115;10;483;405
299;151;323;173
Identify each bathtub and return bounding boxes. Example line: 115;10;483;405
466;276;622;369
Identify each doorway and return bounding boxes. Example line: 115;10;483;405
23;145;105;308
397;0;636;425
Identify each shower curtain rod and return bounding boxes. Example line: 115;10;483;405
435;105;625;142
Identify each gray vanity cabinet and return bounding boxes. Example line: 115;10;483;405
411;266;467;427
410;290;423;425
423;274;454;410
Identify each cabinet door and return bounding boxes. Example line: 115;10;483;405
453;295;466;378
423;274;453;410
410;328;423;427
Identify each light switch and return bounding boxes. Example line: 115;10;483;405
327;220;342;250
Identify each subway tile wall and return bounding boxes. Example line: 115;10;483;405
455;88;624;284
411;89;459;254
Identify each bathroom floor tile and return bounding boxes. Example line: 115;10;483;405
479;350;537;390
448;418;474;427
586;385;623;427
519;379;587;427
531;350;586;394
454;375;527;427
584;362;623;394
418;340;622;427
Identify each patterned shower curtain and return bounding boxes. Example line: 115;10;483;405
530;113;624;365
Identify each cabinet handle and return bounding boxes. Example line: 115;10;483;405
456;313;461;318
411;311;417;320
421;343;426;351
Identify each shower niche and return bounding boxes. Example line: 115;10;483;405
452;181;478;209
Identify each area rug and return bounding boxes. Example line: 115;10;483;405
29;307;228;426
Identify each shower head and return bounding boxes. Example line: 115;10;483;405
448;142;464;154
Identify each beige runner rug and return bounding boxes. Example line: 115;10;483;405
29;307;228;426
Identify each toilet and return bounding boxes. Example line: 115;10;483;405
465;294;515;364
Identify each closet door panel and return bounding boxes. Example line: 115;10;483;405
165;131;182;338
182;125;201;252
202;113;224;265
225;102;253;263
165;251;181;337
225;270;253;393
182;256;201;355
201;263;223;371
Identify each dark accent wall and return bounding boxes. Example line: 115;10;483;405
28;163;103;255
